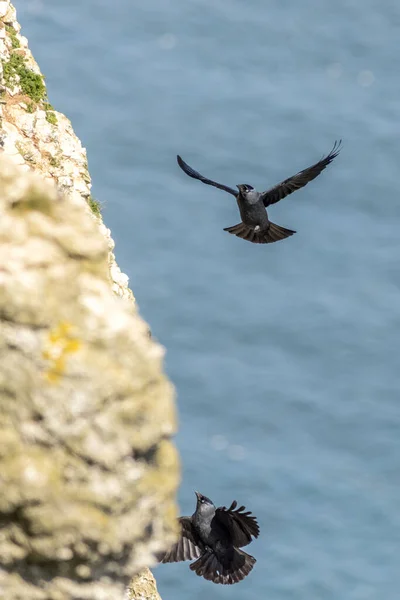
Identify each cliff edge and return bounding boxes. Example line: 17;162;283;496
0;3;178;599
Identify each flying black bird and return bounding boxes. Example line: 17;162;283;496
177;141;341;244
161;491;260;585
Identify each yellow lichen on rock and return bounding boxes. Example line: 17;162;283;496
42;321;82;383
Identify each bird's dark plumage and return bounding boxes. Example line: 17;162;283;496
215;501;260;546
162;517;204;563
177;155;237;196
177;141;341;244
161;492;259;585
223;221;295;244
260;140;342;206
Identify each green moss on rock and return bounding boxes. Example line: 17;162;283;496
3;52;46;102
5;24;20;49
46;110;57;125
49;154;60;168
87;195;102;217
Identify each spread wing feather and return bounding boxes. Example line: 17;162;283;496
161;517;204;563
215;501;260;548
177;155;237;196
261;140;341;206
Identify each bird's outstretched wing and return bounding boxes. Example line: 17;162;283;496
177;155;237;196
161;517;204;563
215;501;260;548
260;140;342;207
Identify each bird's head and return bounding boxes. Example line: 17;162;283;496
195;491;215;513
237;183;255;197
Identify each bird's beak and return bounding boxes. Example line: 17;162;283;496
194;491;201;500
236;184;241;191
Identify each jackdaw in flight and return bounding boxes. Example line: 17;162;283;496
177;141;341;244
161;491;260;585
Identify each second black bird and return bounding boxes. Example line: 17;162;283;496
177;141;341;244
161;491;260;585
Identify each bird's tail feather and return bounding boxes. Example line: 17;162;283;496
224;221;295;244
223;222;257;243
190;548;256;585
266;221;296;243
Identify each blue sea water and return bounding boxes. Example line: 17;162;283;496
18;1;400;598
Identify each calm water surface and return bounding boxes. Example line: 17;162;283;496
19;1;400;598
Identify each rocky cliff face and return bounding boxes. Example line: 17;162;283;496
0;0;130;300
0;3;178;599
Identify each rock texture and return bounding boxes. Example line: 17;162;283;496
127;568;163;600
0;3;179;600
0;0;130;300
